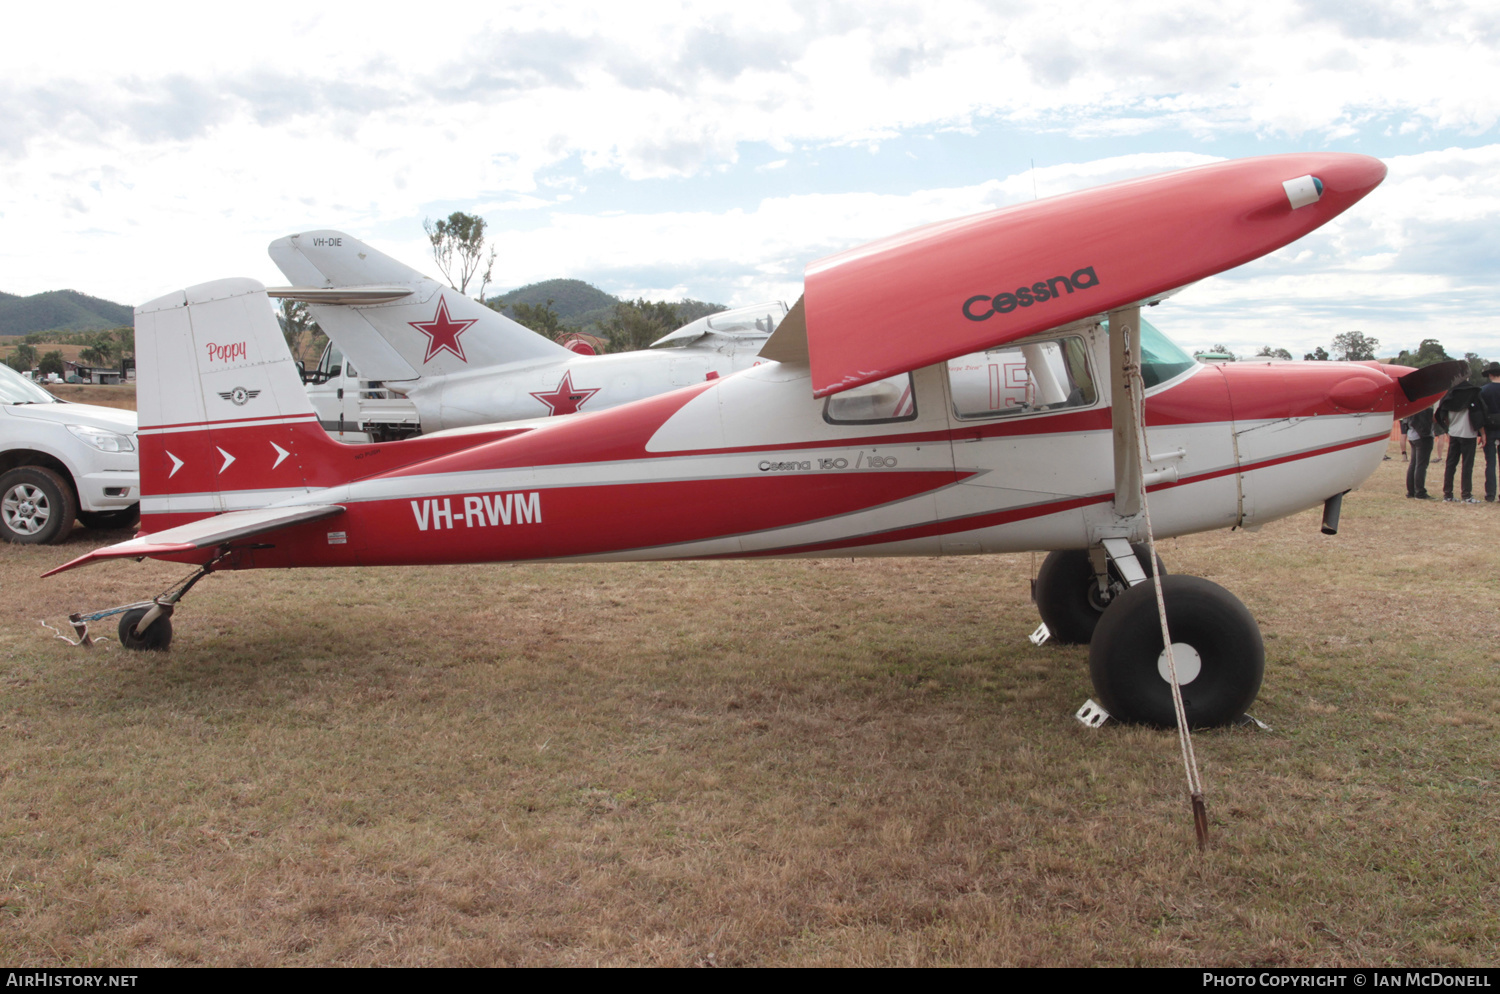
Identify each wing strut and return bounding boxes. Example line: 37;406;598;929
1109;305;1143;516
1109;308;1211;850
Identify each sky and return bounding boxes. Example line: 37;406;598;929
2;0;1498;359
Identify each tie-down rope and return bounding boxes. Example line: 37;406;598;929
1123;330;1209;849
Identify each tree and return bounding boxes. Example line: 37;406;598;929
1195;344;1237;360
38;351;65;378
510;299;563;340
113;326;134;359
1255;345;1293;361
1304;346;1330;361
78;332;115;368
1330;330;1379;361
424;211;495;297
1463;352;1493;385
601;299;681;353
6;342;38;371
279;299;325;362
1393;339;1451;368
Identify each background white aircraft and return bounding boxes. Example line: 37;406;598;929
268;231;783;441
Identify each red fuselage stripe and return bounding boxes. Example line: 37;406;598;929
709;429;1389;558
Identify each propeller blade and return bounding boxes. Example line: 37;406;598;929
1397;359;1468;403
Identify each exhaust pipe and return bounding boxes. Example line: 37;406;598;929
1321;492;1346;536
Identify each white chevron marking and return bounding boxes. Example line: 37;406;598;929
167;451;184;478
218;447;236;473
271;442;290;470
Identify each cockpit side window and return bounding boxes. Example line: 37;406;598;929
823;373;918;424
947;335;1096;420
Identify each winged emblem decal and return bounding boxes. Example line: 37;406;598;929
218;387;262;406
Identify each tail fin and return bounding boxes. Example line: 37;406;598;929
267;230;572;381
135;278;352;529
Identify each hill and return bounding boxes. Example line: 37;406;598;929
487;279;619;327
0;290;134;335
487;279;728;333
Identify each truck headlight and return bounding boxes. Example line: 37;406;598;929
66;424;136;452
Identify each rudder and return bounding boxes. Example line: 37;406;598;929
135;278;343;528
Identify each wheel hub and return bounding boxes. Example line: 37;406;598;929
3;485;48;534
1088;579;1123;612
1156;642;1202;685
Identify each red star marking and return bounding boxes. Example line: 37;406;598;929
409;296;477;363
529;370;600;416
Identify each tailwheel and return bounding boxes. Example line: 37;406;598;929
1087;575;1263;728
118;606;174;651
1034;544;1165;644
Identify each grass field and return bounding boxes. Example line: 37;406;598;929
42;384;137;410
1;439;1497;966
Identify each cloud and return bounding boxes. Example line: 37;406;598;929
1;0;1498;369
7;1;1500;177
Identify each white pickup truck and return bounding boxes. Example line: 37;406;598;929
0;363;141;544
302;340;421;443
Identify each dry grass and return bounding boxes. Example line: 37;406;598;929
42;383;137;410
1;441;1497;966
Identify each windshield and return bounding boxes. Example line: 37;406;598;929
1103;317;1198;388
0;363;60;404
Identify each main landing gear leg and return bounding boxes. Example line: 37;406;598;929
66;554;226;652
1073;538;1264;728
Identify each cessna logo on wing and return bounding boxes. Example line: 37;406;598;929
218;387;261;406
962;267;1101;321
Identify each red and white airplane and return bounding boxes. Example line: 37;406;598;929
267;231;783;440
48;153;1460;728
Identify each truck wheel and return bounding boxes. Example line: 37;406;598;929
118;608;173;651
77;504;141;531
0;467;77;545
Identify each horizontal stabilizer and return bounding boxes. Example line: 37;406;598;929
266;286;414;305
43;505;345;576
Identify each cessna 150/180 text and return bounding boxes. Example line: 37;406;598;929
48;153;1460;729
267;231;784;441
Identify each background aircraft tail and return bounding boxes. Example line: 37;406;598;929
134;278;357;529
268;230;572;382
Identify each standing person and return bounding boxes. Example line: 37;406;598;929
1437;383;1485;503
1407;405;1436;499
1480;362;1500;502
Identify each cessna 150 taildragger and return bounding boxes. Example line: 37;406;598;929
267;231;783;440
48;153;1461;729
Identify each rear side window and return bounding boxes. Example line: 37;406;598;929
947;336;1096;420
823;373;917;424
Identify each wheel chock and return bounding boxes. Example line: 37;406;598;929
1075;698;1111;728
